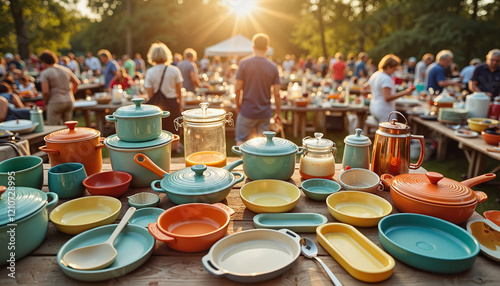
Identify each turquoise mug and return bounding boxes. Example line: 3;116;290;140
48;163;87;199
0;156;43;189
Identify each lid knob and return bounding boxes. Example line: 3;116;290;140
263;131;276;144
200;102;209;116
65;121;78;131
426;172;444;185
0;186;6;199
191;164;207;177
132;98;145;109
355;128;362;137
314;132;323;141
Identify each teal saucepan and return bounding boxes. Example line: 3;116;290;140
0;155;43;189
232;131;303;180
378;213;480;273
134;153;244;204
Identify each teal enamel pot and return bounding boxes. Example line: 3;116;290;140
0;156;43;189
104;131;179;187
134;153;244;205
232;131;303;180
0;186;58;265
105;98;170;142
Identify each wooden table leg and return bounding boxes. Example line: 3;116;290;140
436;134;448;161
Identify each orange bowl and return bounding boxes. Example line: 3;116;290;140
484;210;500;227
83;171;132;197
482;130;500;145
295;99;308;107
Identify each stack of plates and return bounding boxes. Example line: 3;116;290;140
438;108;468;124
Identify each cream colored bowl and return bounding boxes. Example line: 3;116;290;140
240;180;300;213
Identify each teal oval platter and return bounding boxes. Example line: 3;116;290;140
129;207;164;228
253;213;328;233
378;213;479;273
57;224;154;281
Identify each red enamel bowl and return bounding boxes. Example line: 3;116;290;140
83;171;132;198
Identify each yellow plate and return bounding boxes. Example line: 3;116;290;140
317;223;395;282
49;196;121;235
240;180;300;213
326;191;392;227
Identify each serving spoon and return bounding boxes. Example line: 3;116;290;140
300;237;343;286
61;207;136;270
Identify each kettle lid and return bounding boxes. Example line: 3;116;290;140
378;111;410;134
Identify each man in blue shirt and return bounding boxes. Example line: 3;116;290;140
234;33;281;145
98;49;119;89
469;49;500;100
425;50;460;94
460;58;481;92
354;52;368;80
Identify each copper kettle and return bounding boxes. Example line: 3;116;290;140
371;111;425;176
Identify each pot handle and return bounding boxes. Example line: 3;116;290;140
460;173;496;188
380;174;394;191
151;180;164;193
161;111;170;118
45;192;59;209
105;115;116;122
223;159;243;171
231;145;242;156
172;134;180;144
230;171;245;186
39;145;60;155
95;142;106;151
201;254;228;277
134;153;168;178
475;191;488;204
212;203;235;216
296;146;304;156
409;134;425;170
147;223;176;243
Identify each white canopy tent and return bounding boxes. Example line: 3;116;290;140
204;34;273;57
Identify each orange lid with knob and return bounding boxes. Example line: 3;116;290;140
389;172;479;206
44;121;100;143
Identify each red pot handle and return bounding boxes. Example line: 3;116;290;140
460;173;496;188
172;134;180;144
95;143;106;151
39;145;60;155
212;203;235;216
380;174;393;191
475;191;488;204
148;223;175;243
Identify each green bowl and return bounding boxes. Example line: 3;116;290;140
301;179;341;201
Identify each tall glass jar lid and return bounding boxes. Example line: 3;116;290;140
182;102;227;123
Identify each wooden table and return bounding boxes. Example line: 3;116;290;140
75;103;126;133
410;116;500;178
2;160;497;285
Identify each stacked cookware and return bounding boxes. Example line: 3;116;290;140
103;98;179;187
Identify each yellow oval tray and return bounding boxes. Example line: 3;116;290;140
316;223;395;282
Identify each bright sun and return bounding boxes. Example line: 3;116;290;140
230;0;256;16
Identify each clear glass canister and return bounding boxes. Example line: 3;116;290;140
299;132;337;179
174;102;233;167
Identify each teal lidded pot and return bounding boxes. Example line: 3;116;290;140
232;131;303;180
0;186;58;265
342;128;372;170
105;98;170;142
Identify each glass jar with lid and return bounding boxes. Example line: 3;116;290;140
299;132;337;179
174;102;233;167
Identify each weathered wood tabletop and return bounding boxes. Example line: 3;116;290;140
1;159;497;285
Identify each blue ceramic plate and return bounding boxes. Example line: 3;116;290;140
253;213;328;233
57;224;154;281
379;213;480;273
129;207;164;228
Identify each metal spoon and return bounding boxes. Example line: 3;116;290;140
300;237;342;286
61;207;136;270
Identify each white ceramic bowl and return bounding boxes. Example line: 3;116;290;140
338;168;383;193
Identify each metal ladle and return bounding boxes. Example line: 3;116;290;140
300;237;342;286
61;207;136;270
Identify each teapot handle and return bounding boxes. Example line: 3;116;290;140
409;135;425;170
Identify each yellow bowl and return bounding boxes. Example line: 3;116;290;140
49;196;122;234
240;180;300;213
326;191;392;227
467;118;499;132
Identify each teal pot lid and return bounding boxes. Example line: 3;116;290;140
113;98;163;118
303;132;334;150
344;128;371;147
161;165;235;195
0;186;47;225
240;131;298;156
182;102;227;123
104;130;174;149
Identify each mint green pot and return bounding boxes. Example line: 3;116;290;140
0;187;58;265
0;156;43;189
105;98;170;142
232;131;303;181
342;128;372;170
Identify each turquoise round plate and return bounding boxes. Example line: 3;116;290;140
57;224;154;281
378;213;479;273
129;207;164;228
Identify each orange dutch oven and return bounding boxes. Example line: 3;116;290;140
39;121;105;175
382;172;496;224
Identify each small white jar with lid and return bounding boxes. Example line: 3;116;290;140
299;132;337;180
